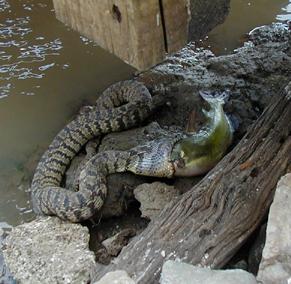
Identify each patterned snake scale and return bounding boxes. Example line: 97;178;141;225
31;81;179;222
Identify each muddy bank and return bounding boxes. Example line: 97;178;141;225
2;23;291;284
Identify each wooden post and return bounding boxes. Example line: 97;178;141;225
161;0;189;53
52;0;189;70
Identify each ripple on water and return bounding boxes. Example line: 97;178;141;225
0;1;68;224
0;8;64;97
0;83;11;98
277;3;291;21
0;0;10;12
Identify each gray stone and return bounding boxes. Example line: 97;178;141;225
94;243;112;265
91;214;148;265
0;252;16;284
94;270;135;284
0;222;15;284
134;182;180;220
160;260;258;284
248;23;290;46
257;174;291;284
2;217;95;284
0;222;13;231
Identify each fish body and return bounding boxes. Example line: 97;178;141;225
171;91;233;176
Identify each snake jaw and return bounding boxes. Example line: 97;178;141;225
127;137;180;179
172;157;207;177
164;160;176;178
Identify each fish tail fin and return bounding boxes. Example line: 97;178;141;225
199;90;230;105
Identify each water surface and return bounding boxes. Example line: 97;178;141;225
206;0;290;54
0;0;290;225
0;0;134;225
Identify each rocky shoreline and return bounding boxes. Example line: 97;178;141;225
1;23;291;283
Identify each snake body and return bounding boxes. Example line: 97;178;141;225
31;81;165;222
31;81;233;222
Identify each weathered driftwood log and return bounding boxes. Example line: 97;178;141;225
93;84;291;283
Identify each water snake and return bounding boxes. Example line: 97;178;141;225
31;80;233;222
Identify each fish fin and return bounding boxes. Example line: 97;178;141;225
199;90;230;105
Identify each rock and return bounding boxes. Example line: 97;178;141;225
0;252;16;284
160;260;258;284
93;270;135;284
0;222;12;238
248;223;267;275
257;174;291;284
2;217;95;284
102;228;136;257
0;228;3;239
0;222;15;284
134;182;180;220
248;23;290;46
94;232;131;265
94;243;112;265
90;213;148;264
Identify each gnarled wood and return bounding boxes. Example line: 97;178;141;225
93;84;291;283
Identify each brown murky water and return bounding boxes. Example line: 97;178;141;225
0;0;134;225
207;0;290;54
0;0;290;225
